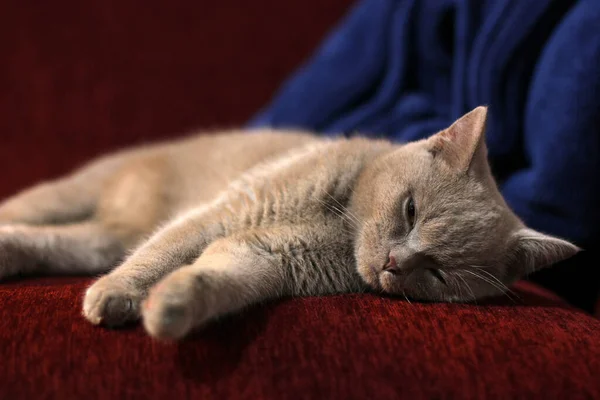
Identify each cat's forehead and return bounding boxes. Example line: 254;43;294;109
380;144;435;178
374;143;498;213
382;145;457;186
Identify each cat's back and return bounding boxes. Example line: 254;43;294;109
173;129;320;171
165;129;324;208
166;129;395;211
205;133;396;229
95;128;393;243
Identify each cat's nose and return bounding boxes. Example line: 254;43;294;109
387;249;440;273
383;255;399;274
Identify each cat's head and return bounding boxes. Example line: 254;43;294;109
352;106;580;301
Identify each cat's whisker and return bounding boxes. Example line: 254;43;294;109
462;269;509;295
460;269;518;303
324;191;361;227
315;198;343;219
470;266;521;300
402;289;412;304
330;208;359;231
455;273;477;304
465;266;511;291
342;211;361;230
451;274;463;301
339;213;359;231
342;208;361;227
461;269;502;293
315;197;359;231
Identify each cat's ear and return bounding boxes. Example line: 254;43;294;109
510;228;581;274
428;106;488;174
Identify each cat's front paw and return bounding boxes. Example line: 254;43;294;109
83;276;143;327
142;269;207;340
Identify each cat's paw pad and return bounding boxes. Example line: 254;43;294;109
83;277;142;326
142;274;198;340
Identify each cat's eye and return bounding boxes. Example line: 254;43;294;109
405;197;416;228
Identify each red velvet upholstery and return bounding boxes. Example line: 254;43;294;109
1;1;599;399
1;278;599;399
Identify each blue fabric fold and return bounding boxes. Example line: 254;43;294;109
249;0;600;247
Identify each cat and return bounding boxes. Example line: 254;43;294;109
0;106;579;340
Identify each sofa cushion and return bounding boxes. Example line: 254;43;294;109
1;278;598;399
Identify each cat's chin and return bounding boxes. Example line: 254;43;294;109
378;268;454;302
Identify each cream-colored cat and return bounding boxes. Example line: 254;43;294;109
0;107;578;340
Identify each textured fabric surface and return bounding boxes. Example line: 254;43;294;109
1;278;599;399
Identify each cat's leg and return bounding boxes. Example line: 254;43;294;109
82;204;228;327
0;222;124;279
141;224;362;340
0;152;131;226
0;152;171;282
0;177;98;226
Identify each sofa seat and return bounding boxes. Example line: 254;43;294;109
1;278;598;399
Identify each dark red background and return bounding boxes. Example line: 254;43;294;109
1;1;599;399
0;0;351;195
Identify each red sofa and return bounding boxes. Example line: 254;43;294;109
1;1;599;399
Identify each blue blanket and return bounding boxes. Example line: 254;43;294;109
250;0;600;247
